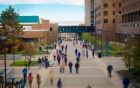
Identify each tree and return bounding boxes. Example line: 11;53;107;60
0;6;24;63
0;6;24;42
22;43;36;62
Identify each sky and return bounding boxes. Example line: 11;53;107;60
0;0;85;21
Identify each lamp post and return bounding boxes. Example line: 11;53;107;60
0;36;7;87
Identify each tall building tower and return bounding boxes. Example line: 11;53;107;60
85;0;94;26
85;0;99;26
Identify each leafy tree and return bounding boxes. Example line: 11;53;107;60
0;6;24;63
0;6;24;42
22;43;36;62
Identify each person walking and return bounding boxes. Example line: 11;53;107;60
27;58;31;70
28;72;33;88
76;56;80;63
41;56;45;66
64;56;68;66
49;70;54;86
86;50;88;58
122;76;130;88
75;48;78;56
75;62;80;74
68;61;73;73
61;61;65;73
22;68;28;83
57;54;61;65
38;57;42;69
53;52;56;61
107;65;113;78
45;56;48;68
36;74;41;88
57;78;62;88
19;78;25;88
92;49;94;58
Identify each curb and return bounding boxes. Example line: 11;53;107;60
115;71;136;88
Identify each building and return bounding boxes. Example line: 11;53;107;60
95;0;122;41
0;16;58;43
116;0;140;43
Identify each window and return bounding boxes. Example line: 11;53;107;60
119;3;121;7
104;19;108;23
104;3;108;7
113;19;115;23
113;3;115;7
91;15;94;18
104;11;108;15
91;11;94;14
91;24;94;26
113;11;115;15
91;20;94;23
119;11;121;14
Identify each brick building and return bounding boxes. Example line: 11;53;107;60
116;0;140;43
95;0;122;41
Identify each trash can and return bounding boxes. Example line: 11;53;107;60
98;50;102;58
98;53;102;58
39;46;42;50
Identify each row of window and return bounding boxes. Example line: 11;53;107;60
104;11;121;15
122;24;140;27
122;0;140;12
104;3;121;8
104;19;115;23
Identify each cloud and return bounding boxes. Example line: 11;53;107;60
0;0;84;5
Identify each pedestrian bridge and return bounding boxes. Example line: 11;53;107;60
58;26;94;33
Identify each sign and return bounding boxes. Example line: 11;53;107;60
106;41;109;56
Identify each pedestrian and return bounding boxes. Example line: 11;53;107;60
56;49;58;55
19;78;25;88
61;53;64;60
45;56;48;68
122;76;130;88
64;56;67;66
36;74;41;88
61;45;64;52
86;50;88;58
107;65;113;78
57;78;62;88
59;49;62;55
76;57;80;63
60;66;63;74
22;68;28;83
92;49;94;58
75;48;78;56
65;46;67;53
38;57;42;69
28;72;33;88
49;70;54;86
73;42;75;46
41;56;45;66
27;58;31;70
53;52;56;61
54;44;56;49
75;62;80;74
57;54;61;65
68;61;73;73
77;52;81;59
61;61;65;73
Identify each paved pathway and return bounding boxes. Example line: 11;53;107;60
0;41;130;88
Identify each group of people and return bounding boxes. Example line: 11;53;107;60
21;68;41;88
38;56;49;69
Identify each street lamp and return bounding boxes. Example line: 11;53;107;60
0;36;7;87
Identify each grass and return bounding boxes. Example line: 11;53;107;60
13;50;49;55
10;60;38;66
102;50;122;56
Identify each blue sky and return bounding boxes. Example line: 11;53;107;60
0;0;85;21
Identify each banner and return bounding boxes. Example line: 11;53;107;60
106;41;109;56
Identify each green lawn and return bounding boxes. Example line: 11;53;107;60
10;60;38;66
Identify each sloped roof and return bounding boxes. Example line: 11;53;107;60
22;31;44;38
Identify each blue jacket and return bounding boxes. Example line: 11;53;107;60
123;78;130;86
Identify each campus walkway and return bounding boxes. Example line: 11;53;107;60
0;41;130;88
